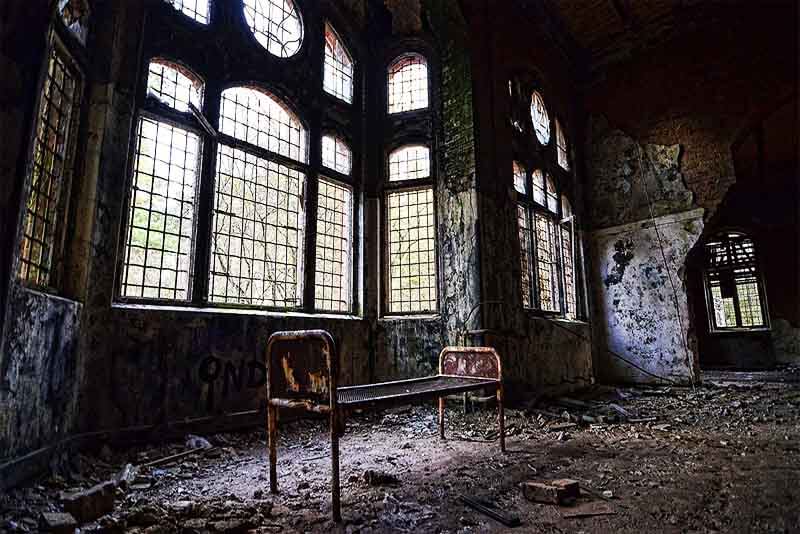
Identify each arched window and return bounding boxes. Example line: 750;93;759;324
704;232;769;330
322;134;352;175
387;54;429;114
243;0;303;58
530;91;550;145
555;119;569;170
513;161;526;194
324;23;354;103
120;59;205;300
388;145;430;181
219;86;307;162
164;0;209;24
560;195;576;319
146;59;204;112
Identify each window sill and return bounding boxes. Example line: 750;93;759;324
111;302;363;321
710;327;771;335
378;314;441;323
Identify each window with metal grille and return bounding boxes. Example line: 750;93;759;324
219;86;307;162
545;173;558;213
18;42;82;290
530;91;550;145
315;178;353;312
387;54;428;114
164;0;209;24
705;232;768;331
58;0;90;44
210;144;305;307
322;134;352;176
513;161;527;195
555;119;569;171
147;59;204;112
388;145;430;182
243;0;303;58
518;204;534;308
387;188;437;314
120;118;201;300
534;211;560;312
323;23;353;104
560;196;576;319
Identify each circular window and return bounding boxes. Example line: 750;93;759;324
530;91;550;145
243;0;304;58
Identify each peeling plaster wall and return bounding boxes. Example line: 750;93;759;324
591;210;704;384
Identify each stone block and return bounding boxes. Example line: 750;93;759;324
61;481;115;523
522;479;580;505
39;512;78;533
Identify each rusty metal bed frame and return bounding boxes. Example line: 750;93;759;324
266;329;505;522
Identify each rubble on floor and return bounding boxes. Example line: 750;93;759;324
1;377;799;532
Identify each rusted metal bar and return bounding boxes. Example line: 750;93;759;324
268;399;332;413
459;495;521;527
268;404;278;493
438;397;445;439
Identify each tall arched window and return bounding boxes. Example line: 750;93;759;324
387;54;429;114
243;0;304;58
704;232;769;331
560;196;576;319
324;23;354;103
118;1;361;314
164;0;209;24
555;119;569;170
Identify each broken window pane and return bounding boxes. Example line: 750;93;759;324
534;211;560;312
387;188;437;313
219;86;307;162
147;59;204;113
324;23;354;104
705;232;768;330
517;204;533;308
513;161;527;195
210;144;305;308
120;118;201;300
315;178;353;313
388;145;430;182
556;119;569;171
164;0;209;24
243;0;303;58
18;44;82;289
530;91;550;145
388;54;428;114
322;135;352;175
58;0;90;44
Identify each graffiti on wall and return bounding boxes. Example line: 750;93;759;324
198;356;266;411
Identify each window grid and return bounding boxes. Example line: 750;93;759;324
323;23;354;104
389;145;430;182
315;178;353;312
220;86;307;162
121;118;200;300
530;91;550;145
387;188;437;313
388;54;429;114
513;161;527;195
561;223;576;319
210;144;305;308
534;211;560;312
322;135;352;175
518;205;534;308
556;119;569;170
243;0;303;58
147;60;204;113
532;169;546;206
164;0;209;24
706;233;767;330
18;44;81;289
545;173;558;213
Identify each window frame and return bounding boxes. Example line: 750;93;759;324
115;1;364;316
386;52;431;116
703;231;770;333
16;14;88;295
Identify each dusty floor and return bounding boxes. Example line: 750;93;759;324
2;373;800;533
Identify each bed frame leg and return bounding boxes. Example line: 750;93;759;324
438;397;446;439
268;404;278;493
331;409;342;523
497;386;506;453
